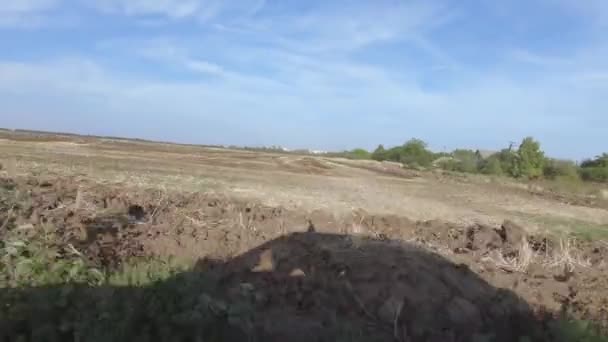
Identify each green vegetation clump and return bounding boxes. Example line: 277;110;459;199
439;149;482;173
479;155;504;175
543;159;581;182
550;319;608;342
580;154;608;183
0;229;250;342
371;138;436;167
345;148;372;160
347;136;608;186
513;137;545;179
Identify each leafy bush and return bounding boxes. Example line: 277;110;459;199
513;137;545;179
550;319;608;342
543;159;581;181
580;154;608;183
358;138;608;185
480;156;504;175
451;149;482;173
0;230;104;288
371;145;388;161
346;148;371;160
580;167;608;183
398;139;435;167
370;139;436;167
0;229;249;342
493;149;519;177
581;154;608;168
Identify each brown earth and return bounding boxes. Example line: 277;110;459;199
2;175;607;340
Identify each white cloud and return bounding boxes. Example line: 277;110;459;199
134;41;225;75
93;0;201;19
2;0;608;158
0;0;58;13
0;0;60;28
235;0;452;54
91;0;265;21
1;51;606;158
509;49;573;68
183;59;223;74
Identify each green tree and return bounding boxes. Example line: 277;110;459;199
581;153;608;168
514;137;545;179
451;149;482;173
348;148;371;160
371;145;387;161
579;153;608;182
399;139;435;167
480;155;504;175
495;148;519;177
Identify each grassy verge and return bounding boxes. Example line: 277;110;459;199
516;213;608;241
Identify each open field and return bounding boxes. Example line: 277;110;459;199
1;130;608;341
1;130;607;236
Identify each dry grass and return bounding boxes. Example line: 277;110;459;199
484;237;592;274
545;238;592;272
1;134;608;239
74;186;83;210
5;157;17;178
485;237;537;273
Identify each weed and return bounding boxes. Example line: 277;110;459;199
0;230;253;341
545;238;591;272
550;319;608;342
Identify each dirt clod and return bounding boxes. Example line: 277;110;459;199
1;176;607;340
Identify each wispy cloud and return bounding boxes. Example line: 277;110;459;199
509;49;573;68
91;0;266;22
135;41;225;75
0;0;60;28
0;0;607;159
93;0;202;19
0;0;58;13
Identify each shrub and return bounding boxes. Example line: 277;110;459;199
495;149;519;177
347;148;371;160
581;154;608;168
580;154;608;183
543;159;581;181
480;156;504;175
399;139;435;167
550;319;608;342
580;167;608;183
515;137;545;179
370;139;435;167
451;149;482;173
371;145;387;161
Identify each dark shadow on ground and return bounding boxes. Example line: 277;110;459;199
0;232;553;342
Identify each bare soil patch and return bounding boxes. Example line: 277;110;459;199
2;176;607;340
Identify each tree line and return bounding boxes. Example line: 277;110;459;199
339;137;608;183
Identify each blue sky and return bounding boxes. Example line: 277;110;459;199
0;0;606;159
